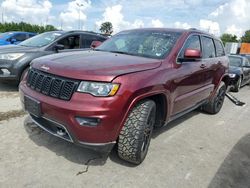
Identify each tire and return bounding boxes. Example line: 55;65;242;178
202;81;226;114
231;76;242;92
118;100;156;164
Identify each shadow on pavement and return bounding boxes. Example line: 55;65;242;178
208;133;250;188
23;116;109;170
23;109;202;167
152;109;200;139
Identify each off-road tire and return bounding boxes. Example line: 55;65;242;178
202;81;226;114
118;100;156;164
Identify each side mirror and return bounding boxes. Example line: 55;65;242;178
10;38;17;44
54;44;64;52
90;41;102;49
184;49;201;59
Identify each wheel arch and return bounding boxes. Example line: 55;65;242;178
116;90;170;139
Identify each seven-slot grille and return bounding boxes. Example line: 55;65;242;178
26;68;79;101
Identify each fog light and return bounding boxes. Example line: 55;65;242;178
76;117;100;127
1;68;10;75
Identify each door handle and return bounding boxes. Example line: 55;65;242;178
200;64;206;68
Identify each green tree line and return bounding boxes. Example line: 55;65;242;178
220;30;250;44
0;22;57;33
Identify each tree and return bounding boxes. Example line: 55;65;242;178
241;30;250;43
220;33;238;45
0;22;57;33
99;22;113;35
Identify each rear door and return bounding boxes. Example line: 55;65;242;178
172;35;213;115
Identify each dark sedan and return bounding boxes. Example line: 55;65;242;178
228;55;250;92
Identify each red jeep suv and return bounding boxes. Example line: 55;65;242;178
19;28;229;164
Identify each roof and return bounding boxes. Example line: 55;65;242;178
118;27;214;37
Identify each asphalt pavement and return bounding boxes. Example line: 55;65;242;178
0;82;250;188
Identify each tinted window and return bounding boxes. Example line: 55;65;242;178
214;40;225;57
82;35;106;48
58;35;80;49
202;36;216;58
82;35;96;48
97;31;181;59
13;34;27;41
179;35;201;58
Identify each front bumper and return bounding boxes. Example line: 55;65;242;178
30;115;115;152
19;81;126;153
0;60;19;81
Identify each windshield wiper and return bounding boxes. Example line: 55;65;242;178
109;50;131;55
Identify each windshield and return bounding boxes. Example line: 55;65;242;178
96;30;181;59
229;56;242;67
18;32;63;47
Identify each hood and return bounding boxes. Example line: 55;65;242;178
0;39;7;45
0;45;40;53
32;50;162;82
229;66;242;74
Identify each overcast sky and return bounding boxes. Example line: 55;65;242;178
0;0;249;37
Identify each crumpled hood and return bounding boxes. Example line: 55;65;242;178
32;50;162;82
0;45;39;53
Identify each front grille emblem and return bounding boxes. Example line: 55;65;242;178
41;65;50;71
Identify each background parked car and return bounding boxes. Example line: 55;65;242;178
0;31;36;45
228;55;250;92
0;30;107;84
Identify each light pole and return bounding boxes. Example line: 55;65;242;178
76;3;84;30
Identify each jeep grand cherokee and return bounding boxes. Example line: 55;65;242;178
19;28;229;164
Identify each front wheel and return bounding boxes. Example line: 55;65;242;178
118;100;156;164
231;76;242;92
202;81;226;114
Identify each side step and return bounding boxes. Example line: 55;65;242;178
225;92;246;106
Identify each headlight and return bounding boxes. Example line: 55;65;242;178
0;53;25;60
229;73;236;78
77;81;120;96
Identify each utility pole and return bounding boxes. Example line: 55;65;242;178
76;3;84;30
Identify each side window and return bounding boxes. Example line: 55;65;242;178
82;35;96;48
82;35;106;48
201;36;216;58
179;35;201;58
13;34;27;42
97;37;106;42
57;35;80;49
243;58;250;67
214;40;225;57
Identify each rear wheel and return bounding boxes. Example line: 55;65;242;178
118;100;156;164
202;81;226;114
